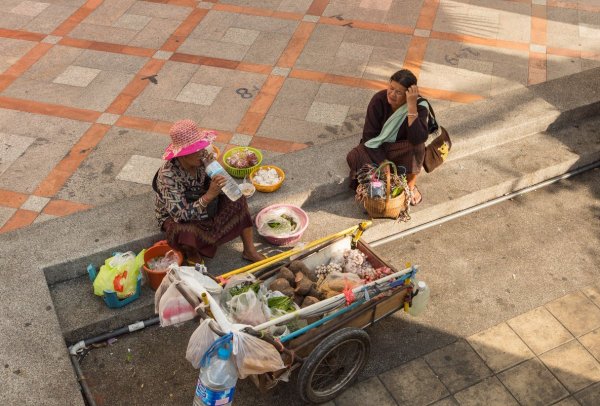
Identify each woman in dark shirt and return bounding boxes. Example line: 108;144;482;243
347;69;428;205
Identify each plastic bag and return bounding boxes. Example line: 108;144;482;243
227;289;269;326
154;267;174;314
232;330;285;379
147;250;179;272
93;250;145;299
319;271;363;299
186;318;219;369
158;282;196;327
256;207;302;238
221;272;259;309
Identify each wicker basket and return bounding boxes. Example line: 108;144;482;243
249;165;285;193
363;162;408;219
222;147;263;178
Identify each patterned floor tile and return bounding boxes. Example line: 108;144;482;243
175;82;222;106
52;65;101;87
0;206;17;229
20;195;49;211
0;132;35;177
116;154;163;185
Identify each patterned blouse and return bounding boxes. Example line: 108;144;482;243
154;159;210;228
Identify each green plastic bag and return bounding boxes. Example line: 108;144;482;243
93;250;146;299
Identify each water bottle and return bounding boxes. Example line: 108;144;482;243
409;280;430;317
193;344;237;406
201;156;242;202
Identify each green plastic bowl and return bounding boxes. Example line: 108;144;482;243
222;147;263;178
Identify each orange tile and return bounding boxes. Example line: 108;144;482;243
430;31;529;52
307;0;329;15
325;73;361;87
236;62;272;75
139;59;166;76
34;124;110;197
172;8;208;38
115;116;158;132
0;28;45;42
549;0;600;12
213;4;273;17
548;47;580;58
0;189;28;208
58;37;93;49
272;10;303;20
120;46;155;58
416;0;440;30
42;199;92;217
289;69;328;82
0;96;101;122
52;0;104;37
202;57;239;70
581;50;600;61
236;112;264;135
88;41;124;54
531;4;547;45
170;52;204;65
213;131;233;144
168;0;196;6
105;95;134;115
0;75;15;92
402;36;429;77
161;36;185;52
359;78;388;91
152;120;174;135
277;22;315;68
351;20;413;35
247;77;285;114
528;52;547;85
419;87;484;103
250;136;307;153
0;209;38;233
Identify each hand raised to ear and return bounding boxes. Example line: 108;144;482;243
406;85;419;107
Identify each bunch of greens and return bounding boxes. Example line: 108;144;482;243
267;296;296;312
229;282;260;297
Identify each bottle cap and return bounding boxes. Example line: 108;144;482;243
217;346;231;360
418;281;427;289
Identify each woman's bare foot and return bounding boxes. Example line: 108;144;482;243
409;185;422;206
242;250;266;263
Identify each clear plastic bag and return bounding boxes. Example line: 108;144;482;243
158;282;195;327
318;271;363;299
227;289;269;326
232;330;285;379
186;319;219;369
221;273;258;309
147;250;179;272
154;267;174;314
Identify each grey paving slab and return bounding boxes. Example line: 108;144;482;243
430;397;459;406
126;96;208;124
198;88;254;132
53;65;101;87
243;31;291;65
268;77;321;120
362;46;410;82
126;0;190;21
20;194;50;211
467;322;534;373
379;357;449;405
539;340;600;393
20;44;84;82
423;340;492;393
24;3;76;34
554;397;583;406
385;0;423;27
3;77;82;108
72;70;134;111
189;64;267;89
10;0;49;17
334;376;397;406
0;37;36;73
175;82;222;106
115;154;163;185
73;49;148;75
33;212;57;223
452;376;519;406
112;12;151;30
69;23;138;45
0;109;90;194
0;132;36;177
583;286;600;308
576;382;600;406
314;82;376;108
545;291;600;337
83;0;135;26
499;358;569;405
56;126;167;205
178;37;249;61
128;17;181;49
140;60;198;101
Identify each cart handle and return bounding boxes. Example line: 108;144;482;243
217;221;372;283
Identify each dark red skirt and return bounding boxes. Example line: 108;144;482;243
162;195;253;259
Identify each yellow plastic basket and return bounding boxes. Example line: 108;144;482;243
222;147;263;178
249;165;285;193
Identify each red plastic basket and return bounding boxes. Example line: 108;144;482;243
255;204;309;246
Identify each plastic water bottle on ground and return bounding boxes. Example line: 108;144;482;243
202;157;242;202
193;343;238;406
409;280;430;317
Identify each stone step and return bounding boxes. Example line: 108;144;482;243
49;114;600;342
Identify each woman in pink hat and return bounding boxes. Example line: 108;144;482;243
153;120;265;263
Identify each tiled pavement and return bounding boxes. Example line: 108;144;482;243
331;285;600;406
0;0;599;233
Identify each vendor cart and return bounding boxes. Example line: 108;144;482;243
170;222;425;404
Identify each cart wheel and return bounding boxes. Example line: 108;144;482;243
296;327;370;404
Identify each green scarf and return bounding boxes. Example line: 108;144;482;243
364;100;429;149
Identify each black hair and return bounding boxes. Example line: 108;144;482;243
390;69;417;88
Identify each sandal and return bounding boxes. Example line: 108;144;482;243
410;185;423;206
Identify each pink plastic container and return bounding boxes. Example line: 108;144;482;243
255;204;309;246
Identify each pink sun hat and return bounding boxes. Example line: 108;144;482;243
162;120;217;160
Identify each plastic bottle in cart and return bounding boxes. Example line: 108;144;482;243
409;280;430;317
193;345;238;406
201;155;242;202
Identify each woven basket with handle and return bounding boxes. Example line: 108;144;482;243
363;161;408;219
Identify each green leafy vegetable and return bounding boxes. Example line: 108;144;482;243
229;282;260;297
267;296;296;312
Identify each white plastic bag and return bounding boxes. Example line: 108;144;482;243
232;330;285;379
227;290;269;326
158;282;195;327
186;319;219;369
154;268;173;313
221;273;258;308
